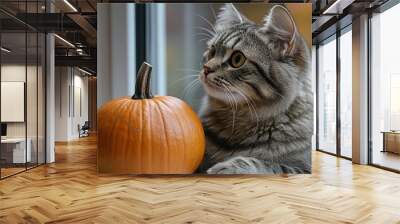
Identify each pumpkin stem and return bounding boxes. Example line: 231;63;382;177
132;62;153;99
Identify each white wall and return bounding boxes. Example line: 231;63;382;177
55;67;69;141
1;65;37;138
55;67;89;141
71;73;89;138
1;63;46;164
1;66;26;140
1;65;27;141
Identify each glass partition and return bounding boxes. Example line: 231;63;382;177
0;2;46;179
1;31;28;177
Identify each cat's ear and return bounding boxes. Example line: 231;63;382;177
215;3;251;31
260;5;297;56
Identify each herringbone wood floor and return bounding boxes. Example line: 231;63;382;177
1;136;400;224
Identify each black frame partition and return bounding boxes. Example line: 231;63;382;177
315;24;353;161
0;1;47;180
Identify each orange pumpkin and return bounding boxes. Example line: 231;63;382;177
98;62;205;174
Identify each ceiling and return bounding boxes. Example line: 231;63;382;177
0;0;396;74
0;0;97;74
311;0;392;43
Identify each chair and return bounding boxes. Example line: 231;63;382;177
79;121;90;138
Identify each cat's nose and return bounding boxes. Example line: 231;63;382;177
203;65;214;77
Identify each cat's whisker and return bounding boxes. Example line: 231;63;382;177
227;87;238;134
222;83;238;136
273;90;284;99
221;84;233;118
199;38;210;43
193;33;213;41
182;78;200;99
195;26;215;37
196;14;216;33
226;82;260;135
240;92;260;135
231;86;254;116
265;85;284;99
239;74;284;99
235;86;259;119
219;79;252;120
176;68;202;73
170;75;200;87
194;33;213;39
209;5;217;20
194;32;212;37
182;83;199;100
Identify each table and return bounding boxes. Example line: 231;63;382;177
1;138;31;164
382;131;400;154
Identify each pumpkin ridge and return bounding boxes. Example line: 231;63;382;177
154;98;169;173
156;98;181;172
124;100;141;172
178;99;201;171
147;100;153;173
187;102;205;168
164;97;187;172
138;100;143;172
126;102;135;168
111;101;132;170
166;97;204;171
192;108;206;168
99;99;128;171
145;99;154;173
118;102;131;168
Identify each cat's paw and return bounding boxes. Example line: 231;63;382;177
206;156;261;174
206;162;237;174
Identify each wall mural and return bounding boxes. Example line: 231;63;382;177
97;3;312;175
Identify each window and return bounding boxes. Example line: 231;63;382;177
316;26;353;159
340;28;352;158
317;36;337;154
371;3;400;171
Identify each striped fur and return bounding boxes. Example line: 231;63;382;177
197;4;313;174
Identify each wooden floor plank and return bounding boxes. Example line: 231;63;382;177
1;136;400;223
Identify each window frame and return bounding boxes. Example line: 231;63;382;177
315;24;353;161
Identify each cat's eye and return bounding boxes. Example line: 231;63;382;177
229;51;246;68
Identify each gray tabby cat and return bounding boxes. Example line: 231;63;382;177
197;4;313;174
